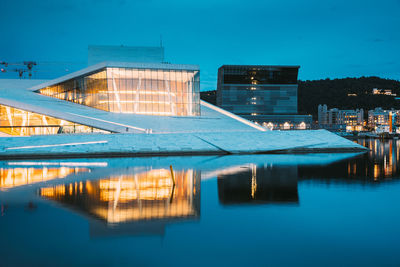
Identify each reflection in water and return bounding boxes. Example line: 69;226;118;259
0;167;88;189
218;164;298;205
299;139;400;183
39;168;200;236
358;139;399;179
2;148;400;265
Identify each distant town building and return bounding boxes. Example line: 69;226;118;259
318;104;328;125
216;65;312;130
368;107;400;133
319;105;400;133
318;104;364;132
88;45;165;65
372;88;396;96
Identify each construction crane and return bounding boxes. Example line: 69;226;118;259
0;61;37;78
1;60;86;79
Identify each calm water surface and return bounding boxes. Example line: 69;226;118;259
0;139;399;266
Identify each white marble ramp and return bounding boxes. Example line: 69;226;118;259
0;130;366;159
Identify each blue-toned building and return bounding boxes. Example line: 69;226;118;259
217;65;312;130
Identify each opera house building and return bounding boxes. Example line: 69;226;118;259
0;61;366;158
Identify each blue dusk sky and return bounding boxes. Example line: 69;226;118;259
0;0;399;90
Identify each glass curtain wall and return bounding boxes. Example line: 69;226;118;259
0;104;110;136
38;70;109;111
38;67;200;116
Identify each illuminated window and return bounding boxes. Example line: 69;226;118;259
283;122;291;130
298;122;306;130
266;122;274;130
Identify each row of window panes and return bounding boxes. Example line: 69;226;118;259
38;68;200;116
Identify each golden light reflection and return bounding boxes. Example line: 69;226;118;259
40;185;65;198
0;167;88;189
39;168;200;224
374;164;380;180
347;140;400;181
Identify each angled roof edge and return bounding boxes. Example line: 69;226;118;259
29;61;200;91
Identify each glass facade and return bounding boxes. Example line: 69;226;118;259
37;67;200;116
217;84;298;115
216;65;308;130
0;104;110;136
217;65;299;116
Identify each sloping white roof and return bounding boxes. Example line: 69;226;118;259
0;79;264;134
29;61;200;91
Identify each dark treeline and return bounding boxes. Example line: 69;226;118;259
200;77;400;119
200;90;217;105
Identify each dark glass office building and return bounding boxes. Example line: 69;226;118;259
217;65;311;130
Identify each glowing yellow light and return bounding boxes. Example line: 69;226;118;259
40;185;65;198
0;167;88;189
283;122;291;130
38;168;198;223
98;100;172;104
99;91;176;96
298;122;306;130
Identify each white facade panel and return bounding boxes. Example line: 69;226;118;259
88;45;164;65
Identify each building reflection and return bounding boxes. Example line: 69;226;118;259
218;164;299;205
0;166;88;189
39;168;200;237
299;139;400;183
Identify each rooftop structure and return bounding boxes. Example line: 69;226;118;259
88;45;165;65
